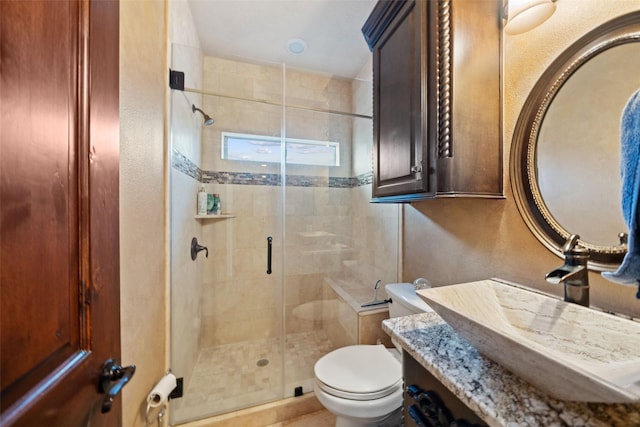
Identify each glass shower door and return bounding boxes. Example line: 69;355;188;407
281;102;354;396
281;67;400;398
169;44;399;425
169;44;286;424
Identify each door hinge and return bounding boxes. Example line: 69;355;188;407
169;377;184;399
169;69;185;91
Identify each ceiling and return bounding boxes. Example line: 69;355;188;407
188;0;378;79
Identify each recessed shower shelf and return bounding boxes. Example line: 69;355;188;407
194;214;235;220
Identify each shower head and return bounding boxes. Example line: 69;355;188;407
192;104;215;126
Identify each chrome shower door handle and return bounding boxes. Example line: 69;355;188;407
266;236;272;275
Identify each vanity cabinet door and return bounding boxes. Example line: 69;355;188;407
364;0;436;201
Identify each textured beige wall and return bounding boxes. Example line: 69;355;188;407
119;0;168;426
404;0;640;317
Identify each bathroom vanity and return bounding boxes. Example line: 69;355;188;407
384;313;640;426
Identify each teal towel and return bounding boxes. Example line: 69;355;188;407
602;88;640;290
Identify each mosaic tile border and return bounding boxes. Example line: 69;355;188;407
172;149;202;181
173;149;372;188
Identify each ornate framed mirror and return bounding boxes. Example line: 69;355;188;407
510;11;640;271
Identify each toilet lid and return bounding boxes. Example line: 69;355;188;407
314;345;401;396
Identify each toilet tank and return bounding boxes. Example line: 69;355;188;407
385;283;433;318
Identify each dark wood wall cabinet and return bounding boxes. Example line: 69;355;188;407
362;0;503;202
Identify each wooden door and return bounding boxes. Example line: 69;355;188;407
0;1;127;426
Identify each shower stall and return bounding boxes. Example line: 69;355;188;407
169;44;400;424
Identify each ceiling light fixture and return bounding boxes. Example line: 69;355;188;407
287;38;307;55
504;0;558;35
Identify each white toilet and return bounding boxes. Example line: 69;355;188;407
313;283;433;427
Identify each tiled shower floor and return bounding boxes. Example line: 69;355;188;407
172;330;335;423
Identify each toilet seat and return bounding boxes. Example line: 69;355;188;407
314;377;402;401
314;345;401;401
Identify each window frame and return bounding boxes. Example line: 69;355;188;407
221;131;340;167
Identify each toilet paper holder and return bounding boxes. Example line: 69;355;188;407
146;371;179;425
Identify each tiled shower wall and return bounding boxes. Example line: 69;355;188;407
171;56;399;349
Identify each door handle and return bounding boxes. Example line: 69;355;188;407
99;359;136;413
266;236;272;275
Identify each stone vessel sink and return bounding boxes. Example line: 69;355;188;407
416;279;640;403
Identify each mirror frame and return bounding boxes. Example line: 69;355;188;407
510;11;640;271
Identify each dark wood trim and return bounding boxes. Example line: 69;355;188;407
362;0;408;50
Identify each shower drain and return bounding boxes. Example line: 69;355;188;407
256;358;269;367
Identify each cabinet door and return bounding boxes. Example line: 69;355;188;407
366;0;435;200
364;0;502;202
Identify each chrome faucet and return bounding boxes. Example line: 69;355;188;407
545;234;590;307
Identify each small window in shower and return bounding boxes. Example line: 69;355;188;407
221;132;340;167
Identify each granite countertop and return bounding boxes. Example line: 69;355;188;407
383;313;640;427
